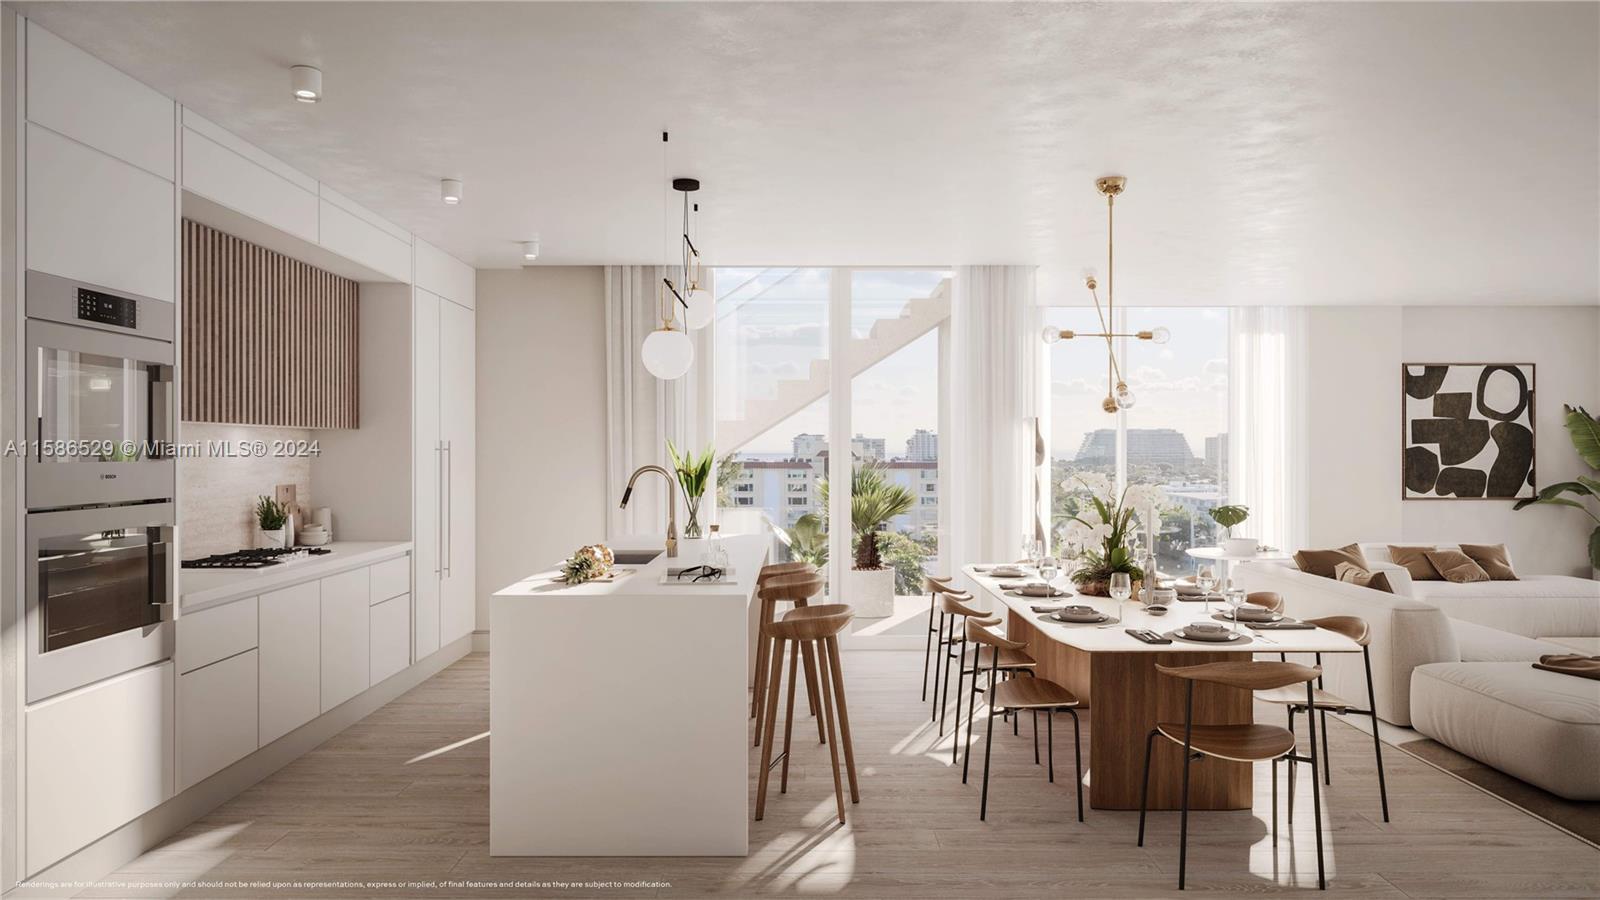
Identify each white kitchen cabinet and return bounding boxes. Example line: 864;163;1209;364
320;567;371;711
370;594;411;685
25;662;174;876
178;649;259;790
413;289;443;661
414;238;476;309
26;123;176;302
258;581;320;746
370;555;411;605
319;197;411;282
440;296;478;644
177;595;258;674
181;126;319;243
26;21;175;180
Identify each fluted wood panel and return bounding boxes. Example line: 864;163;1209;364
183;220;360;428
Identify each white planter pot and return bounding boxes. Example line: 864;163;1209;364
843;566;896;618
256;528;286;549
1221;537;1259;557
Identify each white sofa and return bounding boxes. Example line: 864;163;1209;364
1235;542;1600;800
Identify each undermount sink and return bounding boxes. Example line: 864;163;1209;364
612;550;664;566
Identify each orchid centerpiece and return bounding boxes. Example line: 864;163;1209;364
1059;474;1166;596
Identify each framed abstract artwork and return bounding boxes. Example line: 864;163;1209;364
1402;363;1535;500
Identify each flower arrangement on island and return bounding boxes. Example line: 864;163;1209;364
1058;473;1166;596
560;544;615;585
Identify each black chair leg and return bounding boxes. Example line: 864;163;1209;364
1271;757;1280;846
950;652;966;763
1033;709;1040;764
962;662;980;784
1070;708;1084;822
1137;728;1157;845
980;679;998;821
929;612;944;721
921;595;936;701
1307;685;1328;890
1321;708;1332;785
1046;710;1054;782
1364;644;1391;822
1178;738;1193;890
1287;707;1297;825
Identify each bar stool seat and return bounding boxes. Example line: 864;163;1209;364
970;646;1038;671
991;676;1075;710
1153;722;1296;762
1255;686;1351;712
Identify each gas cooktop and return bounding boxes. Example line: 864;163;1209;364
181;547;334;569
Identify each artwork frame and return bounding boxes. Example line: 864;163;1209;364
1401;363;1536;501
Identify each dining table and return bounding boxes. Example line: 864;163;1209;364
962;564;1362;812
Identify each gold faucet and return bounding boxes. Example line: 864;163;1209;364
620;465;680;558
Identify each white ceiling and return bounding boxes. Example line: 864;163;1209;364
17;1;1599;305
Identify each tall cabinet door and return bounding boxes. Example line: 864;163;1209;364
439;297;476;645
412;289;442;660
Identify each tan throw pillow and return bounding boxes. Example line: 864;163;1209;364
1460;543;1518;581
1294;543;1369;579
1388;545;1441;580
1334;561;1395;594
1424;549;1490;584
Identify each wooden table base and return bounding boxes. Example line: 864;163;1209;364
1008;613;1252;811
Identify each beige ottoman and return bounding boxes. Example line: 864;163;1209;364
1410;661;1600;801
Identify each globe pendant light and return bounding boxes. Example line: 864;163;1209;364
642;327;694;380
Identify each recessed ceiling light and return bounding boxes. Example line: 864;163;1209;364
441;178;463;205
290;65;322;103
521;238;540;262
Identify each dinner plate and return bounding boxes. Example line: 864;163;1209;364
1169;626;1250;644
1214;609;1283;623
1052;605;1107;623
1008;587;1070;598
990;566;1026;578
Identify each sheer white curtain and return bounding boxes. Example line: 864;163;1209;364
604;266;714;537
950;266;1042;568
1228;307;1309;553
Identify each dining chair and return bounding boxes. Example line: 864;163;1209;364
1257;615;1389;822
1137;660;1328;891
922;575;954;702
950;609;1037;766
929;587;977;727
752;569;825;748
754;603;859;824
936;591;1027;739
1247;591;1285;613
964;618;1083;823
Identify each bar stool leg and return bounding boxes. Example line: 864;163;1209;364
947;637;965;753
751;597;772;720
780;637;799;793
1069;707;1083;822
930;611;946;722
800;634;826;745
962;658;981;784
825;635;860;802
812;637;847;824
754;639;787;821
921;592;937;701
1046;711;1054;781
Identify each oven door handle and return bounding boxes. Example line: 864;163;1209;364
149;538;172;619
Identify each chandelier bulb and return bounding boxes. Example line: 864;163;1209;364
1041;325;1063;344
1150;326;1171;345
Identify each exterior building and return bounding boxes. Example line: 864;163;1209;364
1074;428;1196;467
851;434;886;461
1205;433;1228;471
727;433;939;535
906;429;938;461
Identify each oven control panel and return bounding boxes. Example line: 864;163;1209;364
76;287;137;329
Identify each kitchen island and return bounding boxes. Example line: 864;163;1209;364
490;535;770;856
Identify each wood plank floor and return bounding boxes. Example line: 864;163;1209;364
79;651;1600;898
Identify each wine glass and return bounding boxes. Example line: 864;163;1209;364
1224;587;1247;636
1109;572;1132;623
1022;538;1037;568
1196;565;1219;613
1038;555;1059;589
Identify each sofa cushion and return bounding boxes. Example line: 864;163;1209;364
1410;661;1600;800
1460;543;1518;580
1544;637;1600;654
1335;561;1394;593
1294;543;1368;578
1451;619;1571;662
1425;549;1490;583
1411;576;1600;639
1389;544;1443;580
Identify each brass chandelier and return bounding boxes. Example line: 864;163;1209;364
1042;176;1169;413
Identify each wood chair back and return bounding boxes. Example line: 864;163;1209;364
1305;615;1370;646
965;617;1027;652
925;574;954;594
758;561;815;588
938;592;987;618
759;571;824;604
1247;591;1285;612
1155;660;1321;691
765;605;853;641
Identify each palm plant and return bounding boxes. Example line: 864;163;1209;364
1514;405;1600;568
810;461;917;570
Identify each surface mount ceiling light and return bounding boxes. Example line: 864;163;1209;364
440;178;463;205
1039;176;1172;414
290;65;322;103
521;238;541;263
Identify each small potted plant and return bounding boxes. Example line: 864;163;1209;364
1209;504;1254;556
667;440;715;539
254;496;289;549
1514;404;1599;577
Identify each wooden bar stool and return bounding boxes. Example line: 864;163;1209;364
946;601;1037;765
1137;660;1328;891
965;619;1083;823
933;590;999;736
751;569;825;748
751;561;816;721
1258;615;1389;822
754;604;860;824
921;575;954;702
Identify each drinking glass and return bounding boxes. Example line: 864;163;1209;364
1196;565;1218;613
1022;538;1037;568
1038;556;1058;586
1109;572;1132;623
1224;587;1247;635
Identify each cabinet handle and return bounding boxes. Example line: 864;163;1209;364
443;440;453;576
435;442;445;575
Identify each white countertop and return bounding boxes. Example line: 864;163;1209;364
493;535;768;602
964;564;1361;655
180;541;412;612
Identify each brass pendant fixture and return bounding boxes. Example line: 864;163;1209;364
1042;176;1170;413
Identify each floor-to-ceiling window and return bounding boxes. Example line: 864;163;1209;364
1046;307;1230;577
715;267;951;627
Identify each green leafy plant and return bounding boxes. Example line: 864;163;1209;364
785;513;829;568
254;496;288;531
715;453;744;507
1209;504;1250;535
1514;404;1600;569
813;462;916;570
666;440;716;501
1061;477;1145;586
